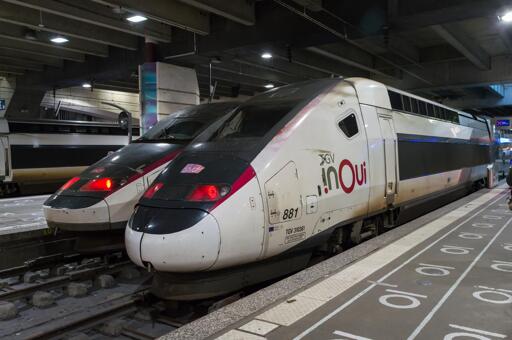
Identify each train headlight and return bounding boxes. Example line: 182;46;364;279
79;178;115;192
186;184;231;202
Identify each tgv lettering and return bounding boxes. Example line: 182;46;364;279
322;159;367;194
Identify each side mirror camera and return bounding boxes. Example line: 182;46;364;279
118;111;129;130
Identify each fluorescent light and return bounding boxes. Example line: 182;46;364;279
82;83;91;88
264;84;274;89
261;52;273;59
50;36;68;44
499;11;512;22
127;15;147;23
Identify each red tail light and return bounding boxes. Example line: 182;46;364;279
59;177;80;191
187;184;230;202
144;182;164;199
79;178;114;192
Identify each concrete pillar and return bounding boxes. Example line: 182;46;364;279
0;77;16;118
139;62;199;133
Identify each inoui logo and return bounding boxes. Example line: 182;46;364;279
321;159;367;194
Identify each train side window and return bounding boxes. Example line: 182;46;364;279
388;91;403;110
410;98;419;114
426;104;434;117
338;113;359;138
435;106;444;120
403;96;411;112
451;111;460;124
418;101;427;116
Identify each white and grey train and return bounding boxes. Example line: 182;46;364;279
0;118;138;196
125;77;493;300
43;103;239;251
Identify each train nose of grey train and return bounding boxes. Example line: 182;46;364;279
126;207;221;271
125;151;260;272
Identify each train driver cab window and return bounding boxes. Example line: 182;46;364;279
338;113;359;138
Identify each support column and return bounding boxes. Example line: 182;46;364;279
139;62;199;133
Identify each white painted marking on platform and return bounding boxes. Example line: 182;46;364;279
291;191;505;340
407;216;512;339
490;260;512;272
447;324;507;338
379;289;427;309
333;330;374;340
239;320;279;336
216;330;266;340
257;295;325;326
472;222;495;228
440;245;474;255
366;281;397;288
472;289;512;304
415;263;454;277
458;232;486;240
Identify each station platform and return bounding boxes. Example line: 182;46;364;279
0;195;49;240
165;185;512;340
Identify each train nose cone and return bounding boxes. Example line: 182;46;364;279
126;208;221;272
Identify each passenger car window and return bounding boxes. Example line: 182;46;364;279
403;96;411;112
388;91;403;110
338;113;359;138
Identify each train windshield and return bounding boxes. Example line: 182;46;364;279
137;119;205;142
136;118;205;143
135;102;239;143
210;101;295;140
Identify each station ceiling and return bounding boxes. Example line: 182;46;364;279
1;0;512;116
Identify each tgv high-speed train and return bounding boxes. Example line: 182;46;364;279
0;118;138;196
125;77;492;300
43;102;239;251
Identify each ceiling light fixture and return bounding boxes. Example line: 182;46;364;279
126;15;147;23
261;52;273;59
264;84;275;89
82;82;92;88
499;10;512;22
50;36;68;44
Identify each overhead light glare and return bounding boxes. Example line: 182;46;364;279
127;15;147;23
261;52;273;59
264;84;275;89
499;11;512;22
82;83;92;88
50;36;68;44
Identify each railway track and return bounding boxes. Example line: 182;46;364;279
0;248;238;339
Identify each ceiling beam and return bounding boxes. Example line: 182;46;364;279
15;46;144;90
0;22;109;57
0;57;44;72
92;0;210;35
0;2;138;50
0;49;63;68
177;0;255;26
391;0;503;30
196;70;272;89
290;0;323;11
0;65;24;75
306;46;397;79
4;0;172;43
0;39;84;62
432;23;490;70
388;54;512;92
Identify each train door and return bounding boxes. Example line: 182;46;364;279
264;161;304;256
377;112;397;205
0;136;9;181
